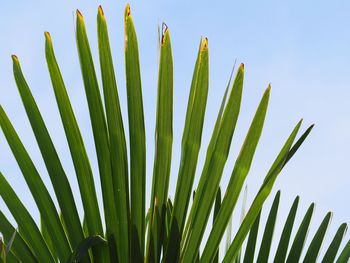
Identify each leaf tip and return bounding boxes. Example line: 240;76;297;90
11;55;20;67
98;5;104;17
161;22;169;44
125;4;131;19
200;37;209;51
44;31;52;42
76;9;83;20
240;63;244;71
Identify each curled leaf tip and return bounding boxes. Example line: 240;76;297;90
240;63;244;70
11;54;18;62
44;31;51;41
161;22;168;44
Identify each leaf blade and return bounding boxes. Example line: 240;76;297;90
45;31;103;254
146;23;174;263
0;211;36;263
200;84;269;263
273;196;300;263
0;106;70;261
286;203;315;263
223;120;303;263
12;54;84;251
0;173;54;262
124;5;146;260
256;191;281;263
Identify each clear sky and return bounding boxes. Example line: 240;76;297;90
0;0;349;260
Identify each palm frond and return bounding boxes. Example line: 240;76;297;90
0;4;346;263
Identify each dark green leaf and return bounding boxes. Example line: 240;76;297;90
322;223;347;263
256;191;280;263
273;196;300;263
286;203;315;263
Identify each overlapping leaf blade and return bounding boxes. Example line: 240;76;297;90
0;172;54;262
181;63;244;262
0;211;36;262
243;211;261;263
97;7;130;262
223;120;303;263
0;106;70;261
164;38;209;263
76;11;117;260
201;84;270;262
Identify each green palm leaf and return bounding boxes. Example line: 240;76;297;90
124;5;146;261
273;195;300;262
0;106;70;261
1;4;342;263
45;32;103;253
256;190;280;263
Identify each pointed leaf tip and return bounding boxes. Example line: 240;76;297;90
201;37;208;50
125;4;131;18
76;9;83;18
98;5;104;16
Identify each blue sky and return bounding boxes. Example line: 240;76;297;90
0;0;349;260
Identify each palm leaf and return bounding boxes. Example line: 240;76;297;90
45;32;103;255
0;4;328;263
124;5;146;261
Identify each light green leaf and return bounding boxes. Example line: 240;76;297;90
223;120;303;263
181;63;243;263
164;38;209;263
200;84;269;263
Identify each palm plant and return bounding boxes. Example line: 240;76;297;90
0;4;348;262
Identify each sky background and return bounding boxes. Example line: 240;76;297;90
0;0;349;260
